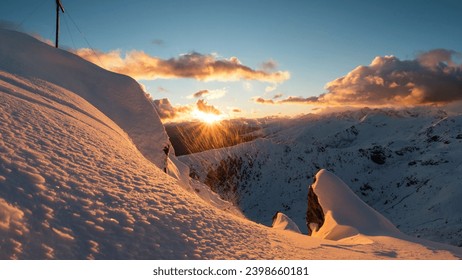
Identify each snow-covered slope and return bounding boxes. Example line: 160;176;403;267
182;108;462;247
1;28;461;259
0;28;168;169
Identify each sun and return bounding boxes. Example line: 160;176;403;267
192;110;223;124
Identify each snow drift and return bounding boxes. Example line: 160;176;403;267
309;169;402;240
272;212;301;233
0;28;168;169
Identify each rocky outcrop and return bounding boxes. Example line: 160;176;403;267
306;178;325;235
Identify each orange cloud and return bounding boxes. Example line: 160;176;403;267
152;98;192;120
321;49;462;106
152;98;224;121
189;88;227;100
273;93;283;99
196;99;221;115
256;49;462;107
192;90;209;98
253;97;275;104
74;49;290;83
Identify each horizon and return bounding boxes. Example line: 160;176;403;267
1;0;462;123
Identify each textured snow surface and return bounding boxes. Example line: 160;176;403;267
0;28;168;169
1;28;461;259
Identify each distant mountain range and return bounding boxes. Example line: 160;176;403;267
180;107;462;247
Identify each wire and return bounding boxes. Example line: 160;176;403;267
18;0;48;28
64;9;105;68
62;14;76;50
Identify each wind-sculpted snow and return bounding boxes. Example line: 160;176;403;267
272;212;301;233
310;170;402;240
0;28;168;169
1;29;461;259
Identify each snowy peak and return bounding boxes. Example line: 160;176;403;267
0;28;169;168
310;169;402;240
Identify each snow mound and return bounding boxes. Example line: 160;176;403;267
311;169;402;240
0;28;168;169
272;212;301;233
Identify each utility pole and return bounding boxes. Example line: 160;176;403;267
55;0;65;48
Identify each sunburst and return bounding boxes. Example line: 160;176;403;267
192;110;223;124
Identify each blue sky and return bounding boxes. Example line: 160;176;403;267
1;0;462;120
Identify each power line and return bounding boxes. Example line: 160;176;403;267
64;10;105;68
62;14;76;49
19;0;48;28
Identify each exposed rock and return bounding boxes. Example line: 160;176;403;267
427;135;441;143
370;150;386;165
204;156;242;204
306;178;325;235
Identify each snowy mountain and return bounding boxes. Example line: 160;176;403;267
1;28;461;259
182;107;462;247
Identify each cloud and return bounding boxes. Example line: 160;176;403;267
258;49;462;107
279;96;320;104
152;98;192;120
196;99;221;115
253;93;285;105
189;88;227;100
273;93;283;99
417;49;461;68
320;49;462;106
152;98;223;121
232;108;242;113
253;97;275;104
74;49;290;83
261;59;278;71
74;48;124;69
190;89;209;99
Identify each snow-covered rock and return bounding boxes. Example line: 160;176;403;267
272;212;302;233
309;169;402;240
